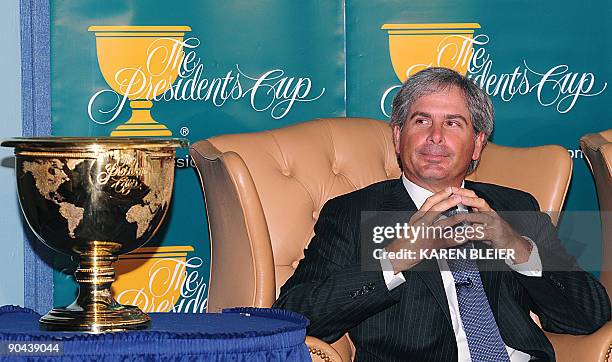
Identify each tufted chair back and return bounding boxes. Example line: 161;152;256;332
465;143;572;225
190;117;573;361
191;118;401;313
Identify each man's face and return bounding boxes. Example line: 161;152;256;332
393;86;485;190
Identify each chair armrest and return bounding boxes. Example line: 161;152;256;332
190;141;277;312
306;336;347;362
545;321;612;362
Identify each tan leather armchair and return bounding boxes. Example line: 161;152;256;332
190;117;611;361
581;129;612;362
554;129;612;362
581;129;612;294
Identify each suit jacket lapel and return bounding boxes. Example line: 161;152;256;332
382;178;453;326
411;260;452;326
381;177;418;211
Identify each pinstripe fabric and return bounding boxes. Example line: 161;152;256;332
273;178;611;361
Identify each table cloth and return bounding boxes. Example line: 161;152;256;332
0;305;310;361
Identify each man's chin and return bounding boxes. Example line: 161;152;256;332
416;166;451;181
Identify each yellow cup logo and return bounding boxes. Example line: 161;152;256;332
381;23;481;82
88;26;191;137
112;246;195;312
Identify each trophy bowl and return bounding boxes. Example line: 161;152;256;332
1;137;187;332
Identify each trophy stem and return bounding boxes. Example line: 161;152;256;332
39;241;151;332
110;100;172;137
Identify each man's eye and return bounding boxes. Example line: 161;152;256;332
415;119;429;125
445;120;460;127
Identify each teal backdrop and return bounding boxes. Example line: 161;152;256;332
345;0;610;273
50;1;346;309
49;1;610;309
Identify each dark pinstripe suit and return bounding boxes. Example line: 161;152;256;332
273;178;611;361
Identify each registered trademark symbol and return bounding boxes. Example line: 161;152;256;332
180;127;190;136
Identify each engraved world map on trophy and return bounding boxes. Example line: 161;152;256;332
20;149;170;249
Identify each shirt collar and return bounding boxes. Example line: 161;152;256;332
401;174;465;210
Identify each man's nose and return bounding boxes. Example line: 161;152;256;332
426;122;444;144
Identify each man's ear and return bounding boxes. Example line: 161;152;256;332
392;125;401;155
472;132;486;161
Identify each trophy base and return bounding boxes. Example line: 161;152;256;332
40;240;152;333
40;304;151;333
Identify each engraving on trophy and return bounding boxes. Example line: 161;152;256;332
66;159;85;170
59;202;85;238
22;159;85;238
126;155;173;238
22;159;69;200
96;150;145;195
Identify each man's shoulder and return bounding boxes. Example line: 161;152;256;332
467;180;540;211
323;179;398;211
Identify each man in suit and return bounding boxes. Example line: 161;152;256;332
272;67;610;361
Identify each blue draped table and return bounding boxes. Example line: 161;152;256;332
0;305;310;361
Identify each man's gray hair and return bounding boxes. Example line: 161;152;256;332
389;67;494;174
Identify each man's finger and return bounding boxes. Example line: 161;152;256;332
450;187;478;198
420;187;455;212
457;195;492;211
457;212;492;225
419;195;462;226
410;187;455;224
431;213;492;242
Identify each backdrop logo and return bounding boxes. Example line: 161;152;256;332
88;26;191;137
380;23;607;116
381;23;480;81
113;246;208;313
88;25;325;136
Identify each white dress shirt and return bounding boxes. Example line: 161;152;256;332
380;175;543;362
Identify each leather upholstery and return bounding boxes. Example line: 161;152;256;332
466;143;572;225
193;118;402;308
190;117;609;361
581;129;612;294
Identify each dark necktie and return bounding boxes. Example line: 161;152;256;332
443;206;510;362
